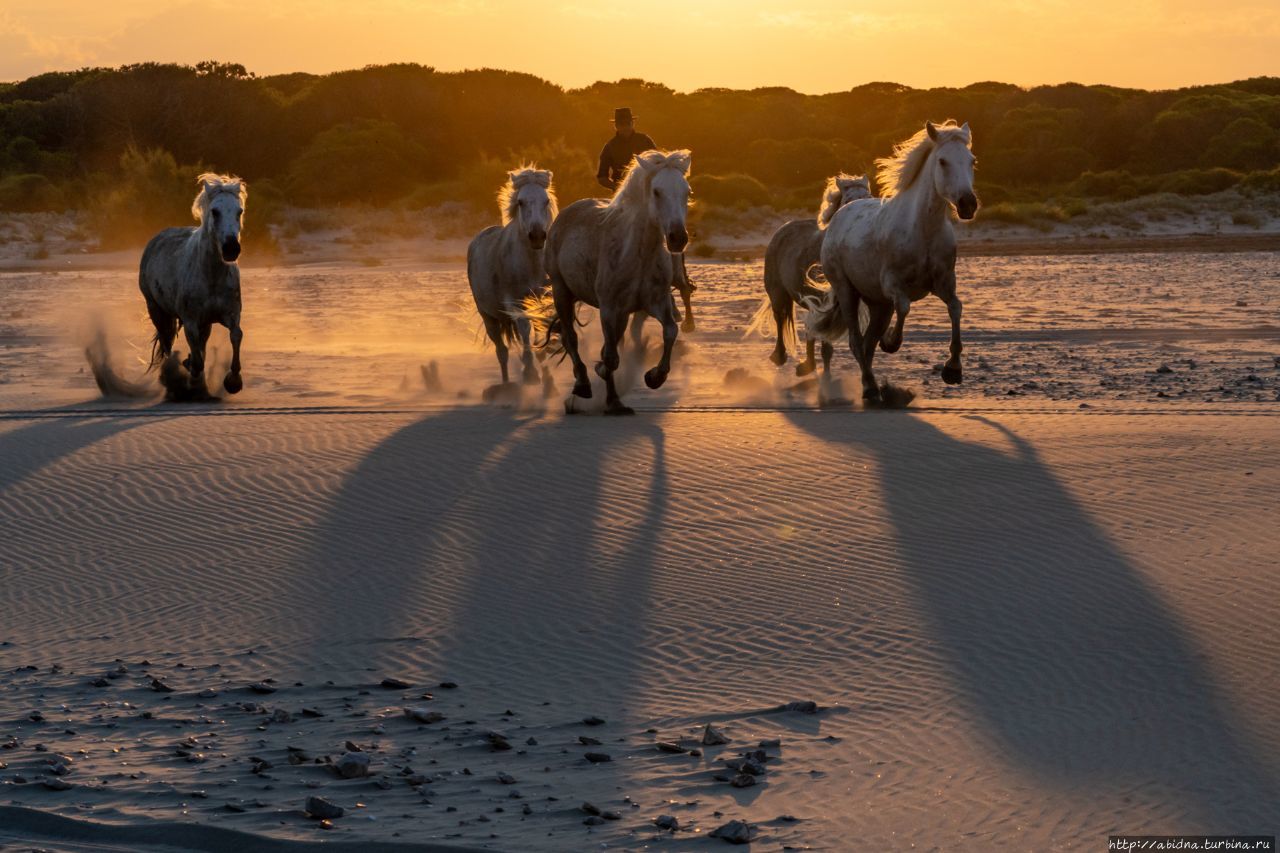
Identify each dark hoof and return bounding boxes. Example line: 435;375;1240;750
594;361;609;380
769;349;787;367
942;363;963;385
572;379;593;399
644;368;668;390
862;383;882;402
879;337;902;354
604;401;635;416
681;317;696;333
222;372;243;395
795;360;816;377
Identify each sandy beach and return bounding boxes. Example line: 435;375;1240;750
2;255;1279;850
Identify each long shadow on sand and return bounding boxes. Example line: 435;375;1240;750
0;412;147;496
787;410;1279;831
298;407;667;720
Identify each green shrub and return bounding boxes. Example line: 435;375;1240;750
1231;211;1263;227
1164;167;1243;196
88;145;206;249
0;173;66;211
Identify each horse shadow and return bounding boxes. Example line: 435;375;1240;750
786;410;1279;830
296;408;668;725
0;411;149;496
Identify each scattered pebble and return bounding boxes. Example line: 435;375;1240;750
710;819;758;844
702;723;729;745
306;796;344;820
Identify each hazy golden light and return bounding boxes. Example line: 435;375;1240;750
2;0;1278;91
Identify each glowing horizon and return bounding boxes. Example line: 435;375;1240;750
2;0;1277;93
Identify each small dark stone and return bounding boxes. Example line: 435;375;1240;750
150;678;174;693
497;772;517;784
702;723;729;745
582;715;605;726
581;802;601;815
578;735;602;746
656;741;687;754
486;731;512;751
249;682;276;694
730;773;757;788
710;819;758;844
438;681;458;689
583;752;611;763
306;796;344;820
655;814;680;830
583;815;605;826
381;677;411;690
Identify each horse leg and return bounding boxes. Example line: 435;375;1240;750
223;318;244;394
675;255;695;332
862;303;893;397
482;315;510;384
820;340;833;374
766;287;791;368
940;289;964;384
879;292;911;354
596;308;633;415
516;315;538;385
629;311;647;355
644;294;679;390
831;276;878;399
182;320;210;396
796;334;816;376
144;294;176;368
554;290;590;399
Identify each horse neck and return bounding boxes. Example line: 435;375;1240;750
889;161;951;242
193;223;229;282
501;216;543;272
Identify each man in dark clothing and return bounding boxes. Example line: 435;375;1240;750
596;107;696;330
597;107;656;190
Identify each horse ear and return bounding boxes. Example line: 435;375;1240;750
960;122;972;141
926;121;939;142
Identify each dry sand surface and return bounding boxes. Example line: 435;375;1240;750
1;254;1278;851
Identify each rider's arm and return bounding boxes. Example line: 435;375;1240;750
596;145;615;190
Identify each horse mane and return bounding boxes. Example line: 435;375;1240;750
604;148;691;224
817;173;871;229
191;172;247;223
498;165;558;226
874;121;969;199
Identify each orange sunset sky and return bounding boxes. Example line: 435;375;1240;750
2;0;1277;91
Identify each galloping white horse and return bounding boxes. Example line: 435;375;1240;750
139;173;247;397
467;166;557;385
805;122;978;401
760;173;871;375
538;149;692;415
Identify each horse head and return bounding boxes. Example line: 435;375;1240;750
635;149;692;253
194;173;247;263
503;167;557;250
926;121;979;220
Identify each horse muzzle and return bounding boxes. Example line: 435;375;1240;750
666;228;689;253
221;238;242;262
527;230;546;251
956;193;979;221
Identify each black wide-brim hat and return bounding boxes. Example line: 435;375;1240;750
613;107;635;123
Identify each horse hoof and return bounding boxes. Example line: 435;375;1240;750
942;364;963;385
572;380;593;399
795;361;816;377
644;368;668;390
681;318;696;333
604;401;635;416
522;367;539;386
879;337;902;354
223;372;243;395
594;361;608;380
862;384;882;402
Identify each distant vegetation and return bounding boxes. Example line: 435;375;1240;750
1;61;1279;245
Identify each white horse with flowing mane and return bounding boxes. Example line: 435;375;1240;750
535;148;691;415
467;165;557;386
139;172;247;398
805;122;978;401
758;173;871;375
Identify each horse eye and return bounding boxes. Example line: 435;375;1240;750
939;158;949;168
654;189;662;197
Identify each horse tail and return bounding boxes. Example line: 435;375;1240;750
743;294;774;340
800;267;848;342
522;285;566;359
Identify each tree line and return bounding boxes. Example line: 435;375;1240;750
1;62;1278;243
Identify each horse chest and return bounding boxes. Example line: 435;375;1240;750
888;251;952;302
